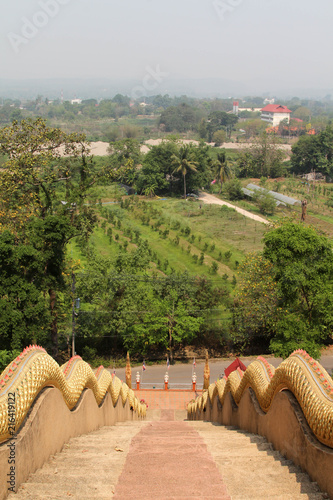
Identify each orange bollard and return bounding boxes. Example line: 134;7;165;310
164;371;169;390
192;372;197;391
136;371;140;390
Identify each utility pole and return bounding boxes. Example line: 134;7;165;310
72;272;76;357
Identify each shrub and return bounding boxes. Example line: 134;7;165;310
210;262;218;274
224;250;232;261
222;179;244;200
253;190;276;215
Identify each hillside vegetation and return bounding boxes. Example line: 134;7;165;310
1;117;333;370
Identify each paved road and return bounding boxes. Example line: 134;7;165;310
198;191;269;225
112;353;333;390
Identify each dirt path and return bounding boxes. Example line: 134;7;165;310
87;140;292;157
198;191;270;225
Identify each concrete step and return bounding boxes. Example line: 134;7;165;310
8;417;328;500
8;420;146;500
188;420;327;500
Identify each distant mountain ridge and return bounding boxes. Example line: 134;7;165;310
0;78;332;101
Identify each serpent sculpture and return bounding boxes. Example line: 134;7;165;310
0;345;146;444
187;350;333;448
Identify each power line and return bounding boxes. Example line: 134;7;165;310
78;308;227;315
76;272;232;284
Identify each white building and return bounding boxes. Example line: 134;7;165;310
71;98;82;105
261;104;292;127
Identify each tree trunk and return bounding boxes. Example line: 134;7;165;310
183;174;186;200
49;288;59;361
169;327;174;365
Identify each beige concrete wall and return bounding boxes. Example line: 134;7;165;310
0;387;141;500
188;388;333;498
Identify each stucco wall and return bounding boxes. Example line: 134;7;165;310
0;387;141;500
188;388;333;498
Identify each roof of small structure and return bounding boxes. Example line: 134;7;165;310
224;358;247;378
246;184;301;206
261;104;292;114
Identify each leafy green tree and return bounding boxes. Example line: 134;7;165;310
263;222;333;357
198;118;207;139
241;119;265;139
291;125;333;177
159;104;200;133
207;111;238;142
0;118;97;359
232;222;333;358
293;106;311;121
136;159;169;195
138;140;178;195
231;253;280;353
130;291;204;363
237;133;286;178
0;230;50;350
108;138;142;171
172;145;198;199
212;130;226;147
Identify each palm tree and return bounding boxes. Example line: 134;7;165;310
215;151;232;194
171;145;197;199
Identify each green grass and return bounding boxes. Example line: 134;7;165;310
68;195;267;286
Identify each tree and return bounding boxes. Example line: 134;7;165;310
232;222;333;358
108;138;142;167
131;291;204;364
212;130;226;147
198;118;207;140
207;111;238;142
291;125;333;177
159;104;200;133
241;119;264;139
0;230;50;350
237;133;287;178
263;221;333;357
231;253;280;353
293;106;311;122
172;145;198;199
0;118;97;359
136;140;178;195
214;150;232;194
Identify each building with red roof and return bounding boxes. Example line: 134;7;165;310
261;104;292;127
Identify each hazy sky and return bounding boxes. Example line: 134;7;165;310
1;0;333;92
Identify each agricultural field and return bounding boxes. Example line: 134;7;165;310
68;191;267;280
209;176;333;239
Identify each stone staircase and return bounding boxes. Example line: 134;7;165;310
8;413;328;499
189;421;327;500
8;421;146;500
